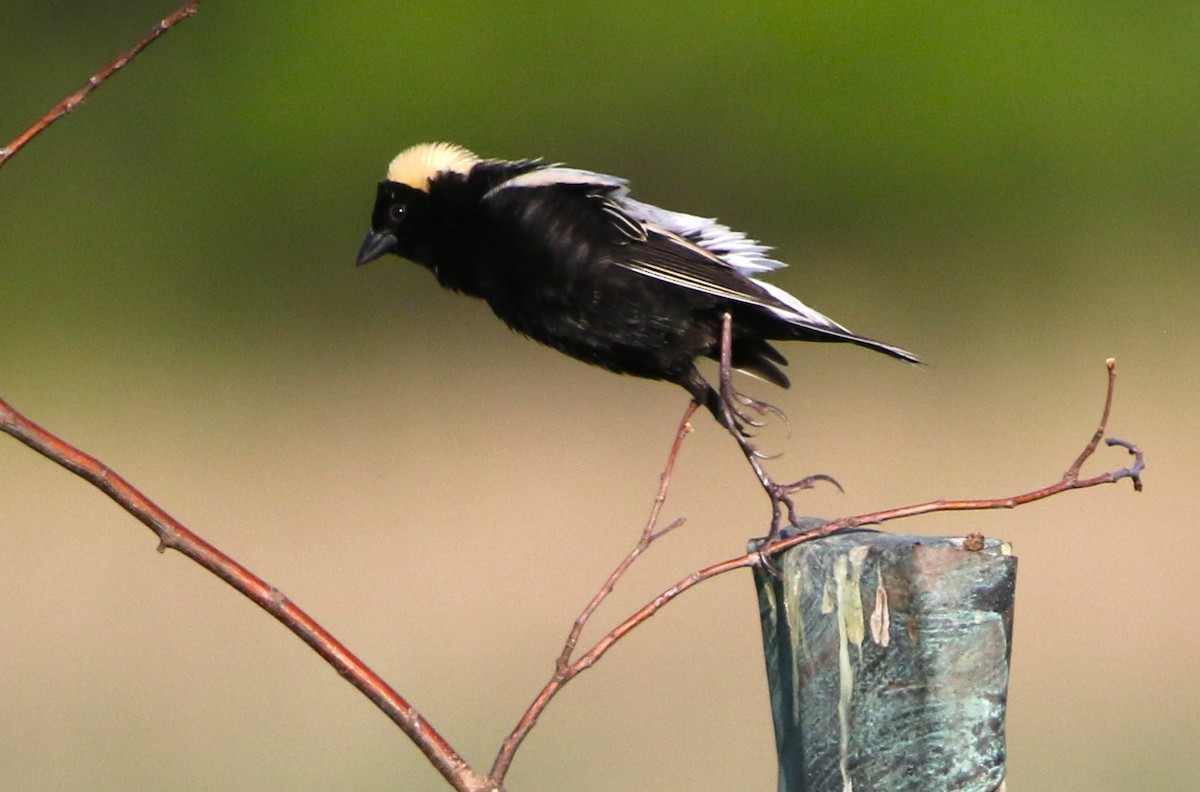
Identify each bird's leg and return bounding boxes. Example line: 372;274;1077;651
710;313;841;541
713;320;788;437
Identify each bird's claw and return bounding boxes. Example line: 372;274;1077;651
781;473;843;495
762;474;843;542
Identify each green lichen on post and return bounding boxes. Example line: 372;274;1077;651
754;527;1016;792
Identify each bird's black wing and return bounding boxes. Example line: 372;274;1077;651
611;194;919;363
487;166;854;328
485;166;919;364
485;168;837;324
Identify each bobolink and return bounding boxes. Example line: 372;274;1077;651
356;143;916;535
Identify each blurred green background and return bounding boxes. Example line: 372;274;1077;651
2;2;1196;790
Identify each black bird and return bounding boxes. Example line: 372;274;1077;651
356;143;917;536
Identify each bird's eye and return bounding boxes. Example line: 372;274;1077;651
388;204;407;223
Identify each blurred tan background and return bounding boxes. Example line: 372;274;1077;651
2;3;1196;790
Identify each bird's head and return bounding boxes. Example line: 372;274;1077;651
355;142;480;266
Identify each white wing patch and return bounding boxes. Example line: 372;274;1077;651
484;166;628;199
620;257;753;303
754;280;849;332
621;252;847;335
618;199;785;276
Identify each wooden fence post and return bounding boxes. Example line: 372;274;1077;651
754;523;1016;792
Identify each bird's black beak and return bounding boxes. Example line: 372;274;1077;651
356;231;398;266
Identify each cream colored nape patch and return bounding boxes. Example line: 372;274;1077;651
386;142;479;190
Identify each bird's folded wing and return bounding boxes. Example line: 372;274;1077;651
617;230;851;333
485;166;848;334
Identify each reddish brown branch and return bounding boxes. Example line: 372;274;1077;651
1064;357;1118;483
0;3;495;788
0;1;205;171
490;358;1143;786
3;346;1140;792
490;401;698;781
0;397;489;792
559;401;696;668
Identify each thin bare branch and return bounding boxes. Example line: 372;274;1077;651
0;396;489;792
1064;357;1117;483
1;3;498;788
489;358;1143;784
3;350;1141;792
0;1;205;171
490;400;699;782
560;401;697;666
